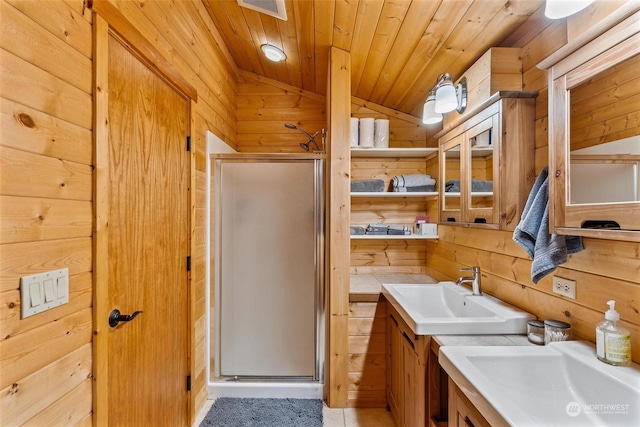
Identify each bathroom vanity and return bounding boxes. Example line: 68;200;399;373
383;282;640;427
381;282;534;427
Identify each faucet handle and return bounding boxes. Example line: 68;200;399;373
460;266;480;274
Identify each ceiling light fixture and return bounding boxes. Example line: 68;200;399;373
261;44;286;62
544;0;595;19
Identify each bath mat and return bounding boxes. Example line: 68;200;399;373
200;397;323;427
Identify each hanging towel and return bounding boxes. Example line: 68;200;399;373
513;167;584;284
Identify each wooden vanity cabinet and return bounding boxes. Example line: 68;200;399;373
437;92;537;230
448;378;491;427
387;303;429;427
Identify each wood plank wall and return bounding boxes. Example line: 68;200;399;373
426;3;640;364
0;0;237;424
236;70;326;153
348;300;387;408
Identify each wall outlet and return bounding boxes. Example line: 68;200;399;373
552;276;576;299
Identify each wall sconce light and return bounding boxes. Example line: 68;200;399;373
422;74;467;125
422;89;442;125
544;0;595;19
435;74;467;114
261;44;287;62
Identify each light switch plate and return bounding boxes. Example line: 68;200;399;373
20;268;69;318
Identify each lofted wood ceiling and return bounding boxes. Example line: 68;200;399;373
203;0;550;118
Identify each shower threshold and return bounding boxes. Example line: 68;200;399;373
208;378;323;400
218;375;315;382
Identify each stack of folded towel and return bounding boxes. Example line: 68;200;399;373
445;179;493;193
391;174;436;192
351;179;385;192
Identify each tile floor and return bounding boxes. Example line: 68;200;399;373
193;399;396;427
322;405;395;427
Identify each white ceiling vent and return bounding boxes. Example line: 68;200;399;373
237;0;287;21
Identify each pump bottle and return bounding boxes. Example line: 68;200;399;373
596;300;631;366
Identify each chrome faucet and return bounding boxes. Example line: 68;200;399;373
456;266;482;296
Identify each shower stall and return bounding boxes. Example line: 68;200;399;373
208;152;324;398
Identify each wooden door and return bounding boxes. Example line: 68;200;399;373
105;33;189;426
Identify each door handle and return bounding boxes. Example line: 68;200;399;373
109;309;143;328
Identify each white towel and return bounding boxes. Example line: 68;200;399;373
350;117;359;148
359;118;374;148
374;119;389;148
513;167;584;284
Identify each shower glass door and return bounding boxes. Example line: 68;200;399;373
213;157;323;380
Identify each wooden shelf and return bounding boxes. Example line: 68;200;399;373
350;234;438;240
351;147;438;158
351;191;438;198
444;192;493;197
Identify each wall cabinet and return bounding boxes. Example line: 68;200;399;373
437;92;537;230
540;11;640;241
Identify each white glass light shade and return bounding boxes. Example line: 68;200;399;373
435;82;458;113
544;0;595;19
261;44;287;62
422;96;443;124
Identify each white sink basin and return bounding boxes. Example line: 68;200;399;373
439;341;640;426
381;282;534;335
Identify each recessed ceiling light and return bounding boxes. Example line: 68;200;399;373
261;44;286;62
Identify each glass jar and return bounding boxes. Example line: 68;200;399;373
527;319;545;345
544;319;571;344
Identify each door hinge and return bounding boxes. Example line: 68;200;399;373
186;375;191;391
186;256;191;272
186;136;191;152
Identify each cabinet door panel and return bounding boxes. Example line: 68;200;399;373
464;115;498;225
388;313;403;425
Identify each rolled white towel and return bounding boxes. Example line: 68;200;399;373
350;117;359;148
359;118;375;148
374;119;389;148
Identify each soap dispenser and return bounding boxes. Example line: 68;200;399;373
596;300;631;366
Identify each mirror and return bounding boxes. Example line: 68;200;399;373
467;127;495;224
443;142;461;222
569;53;640;206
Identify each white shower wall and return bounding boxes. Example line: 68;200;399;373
217;160;317;378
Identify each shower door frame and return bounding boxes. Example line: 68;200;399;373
210;154;325;383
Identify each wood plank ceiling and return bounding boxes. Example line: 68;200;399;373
203;0;548;118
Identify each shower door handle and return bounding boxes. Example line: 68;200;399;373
109;309;143;327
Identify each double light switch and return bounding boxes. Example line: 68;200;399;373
20;268;70;319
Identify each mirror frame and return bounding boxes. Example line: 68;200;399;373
547;12;640;242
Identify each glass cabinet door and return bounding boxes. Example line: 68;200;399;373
440;136;463;223
463;116;498;225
